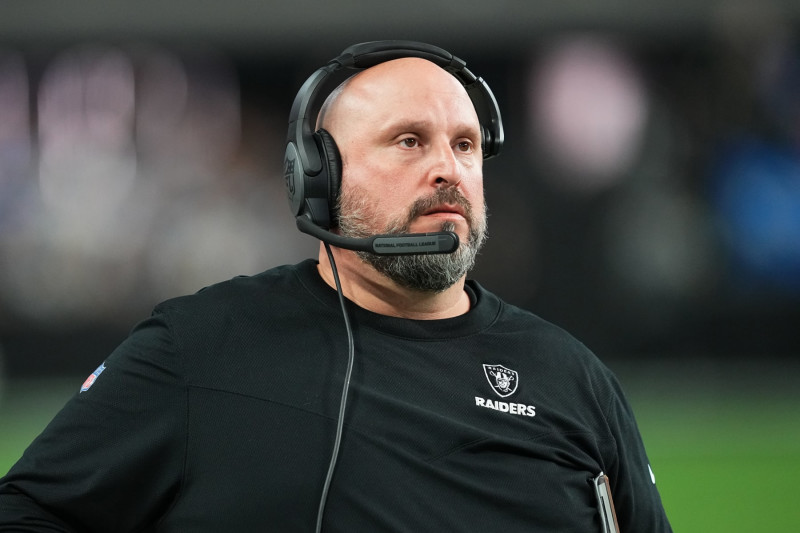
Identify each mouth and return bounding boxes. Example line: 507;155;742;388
421;203;467;219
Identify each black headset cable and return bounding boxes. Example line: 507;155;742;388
315;242;356;533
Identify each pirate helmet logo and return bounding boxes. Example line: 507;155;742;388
483;364;519;398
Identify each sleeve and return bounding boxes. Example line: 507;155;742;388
0;310;187;532
602;372;673;533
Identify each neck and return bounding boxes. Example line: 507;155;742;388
317;244;470;320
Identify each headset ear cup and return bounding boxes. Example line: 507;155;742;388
315;128;343;226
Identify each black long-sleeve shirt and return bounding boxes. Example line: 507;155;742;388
0;259;672;532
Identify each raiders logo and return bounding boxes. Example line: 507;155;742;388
284;157;296;197
483;364;519;398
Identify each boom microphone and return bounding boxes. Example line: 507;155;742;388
296;215;459;255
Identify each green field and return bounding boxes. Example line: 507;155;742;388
2;360;799;531
633;391;800;530
618;359;800;532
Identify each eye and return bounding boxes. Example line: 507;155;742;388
456;140;473;153
400;137;418;148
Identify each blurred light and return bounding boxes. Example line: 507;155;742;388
711;139;800;292
0;43;251;325
0;38;317;337
135;47;240;178
38;45;135;150
144;192;275;297
604;187;717;299
0;50;32;226
0;222;143;323
134;47;189;155
528;36;648;192
37;44;137;229
756;34;800;147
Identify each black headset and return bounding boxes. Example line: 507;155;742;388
284;40;504;232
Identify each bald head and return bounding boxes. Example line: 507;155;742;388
317;58;481;153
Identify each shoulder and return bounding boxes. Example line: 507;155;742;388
473;281;596;357
471;280;616;385
129;260;326;384
140;260;323;352
155;260;317;316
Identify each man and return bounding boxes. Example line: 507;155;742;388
0;41;672;532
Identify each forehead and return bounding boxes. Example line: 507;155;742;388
351;57;464;92
328;58;480;132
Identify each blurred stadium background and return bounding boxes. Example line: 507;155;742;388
1;1;799;530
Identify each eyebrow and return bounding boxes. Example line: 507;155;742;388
379;119;431;135
379;118;480;139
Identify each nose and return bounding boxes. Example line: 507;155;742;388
429;140;462;188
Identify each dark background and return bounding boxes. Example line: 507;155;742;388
1;1;799;379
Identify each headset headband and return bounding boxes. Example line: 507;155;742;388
287;40;504;177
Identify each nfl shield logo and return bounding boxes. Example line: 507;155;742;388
80;362;106;393
483;364;519;398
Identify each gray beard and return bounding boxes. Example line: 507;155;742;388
336;187;488;293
